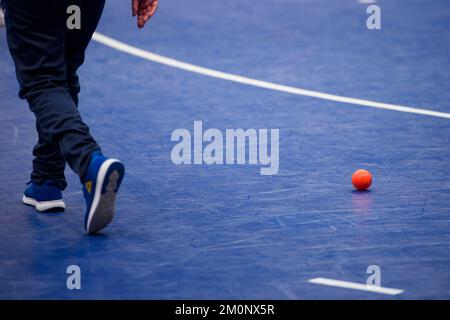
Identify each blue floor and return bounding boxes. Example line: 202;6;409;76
1;0;450;299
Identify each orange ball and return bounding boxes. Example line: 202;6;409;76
352;169;372;191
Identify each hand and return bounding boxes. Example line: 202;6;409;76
132;0;159;29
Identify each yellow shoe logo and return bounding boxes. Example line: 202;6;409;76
85;181;92;193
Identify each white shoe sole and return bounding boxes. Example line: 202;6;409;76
22;195;66;212
86;159;123;234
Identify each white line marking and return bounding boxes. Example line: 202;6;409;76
358;0;377;4
92;32;450;120
309;277;404;296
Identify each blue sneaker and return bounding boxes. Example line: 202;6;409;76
22;181;65;212
82;152;125;234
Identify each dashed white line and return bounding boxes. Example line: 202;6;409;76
309;277;404;295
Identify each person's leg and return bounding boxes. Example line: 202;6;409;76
65;0;106;107
3;0;101;185
30;0;107;190
3;0;67;191
29;0;106;190
63;0;125;234
4;0;124;232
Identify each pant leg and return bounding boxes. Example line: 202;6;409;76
3;0;69;189
59;0;106;186
65;0;106;107
3;0;101;186
32;123;68;189
33;0;106;189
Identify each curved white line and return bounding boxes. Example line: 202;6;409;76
92;32;450;120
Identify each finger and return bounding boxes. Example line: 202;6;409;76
132;0;138;17
144;0;156;12
138;0;158;28
148;1;158;17
142;9;154;25
145;9;156;22
143;1;158;21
